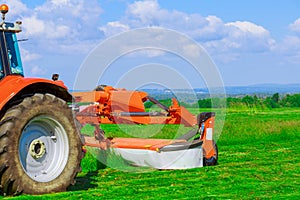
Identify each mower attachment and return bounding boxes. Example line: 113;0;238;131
73;85;218;169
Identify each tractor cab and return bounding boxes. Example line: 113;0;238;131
0;4;24;80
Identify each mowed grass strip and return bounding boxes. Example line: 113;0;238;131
4;108;300;200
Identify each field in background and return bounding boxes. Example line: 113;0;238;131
6;108;300;199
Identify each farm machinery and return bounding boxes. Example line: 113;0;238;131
0;4;218;196
72;86;218;169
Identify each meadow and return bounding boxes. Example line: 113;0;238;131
5;108;300;199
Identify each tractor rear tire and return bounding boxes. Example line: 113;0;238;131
0;93;84;195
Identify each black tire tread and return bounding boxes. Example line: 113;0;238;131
0;93;83;196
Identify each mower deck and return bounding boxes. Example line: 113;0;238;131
84;136;202;152
84;136;204;169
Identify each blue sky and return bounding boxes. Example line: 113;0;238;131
3;0;300;89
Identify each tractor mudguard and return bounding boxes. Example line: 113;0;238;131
0;75;71;111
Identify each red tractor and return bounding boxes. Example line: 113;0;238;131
0;4;83;195
0;4;218;196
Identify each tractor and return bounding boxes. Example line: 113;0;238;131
0;4;218;196
0;4;83;195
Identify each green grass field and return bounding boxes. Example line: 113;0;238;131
5;108;300;199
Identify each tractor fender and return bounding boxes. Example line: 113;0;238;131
0;75;72;114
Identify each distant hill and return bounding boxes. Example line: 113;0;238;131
224;84;300;95
141;83;300;100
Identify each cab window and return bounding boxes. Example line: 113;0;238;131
5;32;23;76
0;56;3;80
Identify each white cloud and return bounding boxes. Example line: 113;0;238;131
53;25;70;38
274;18;300;64
223;21;275;52
127;0;161;21
9;0;103;56
276;36;300;64
99;21;130;37
183;44;202;58
99;0;275;63
31;65;47;75
51;0;70;6
22;15;46;36
20;48;41;62
289;18;300;33
226;21;268;35
281;36;300;52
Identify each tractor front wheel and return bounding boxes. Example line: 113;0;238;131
0;93;83;195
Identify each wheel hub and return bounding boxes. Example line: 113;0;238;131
19;115;70;182
29;139;46;159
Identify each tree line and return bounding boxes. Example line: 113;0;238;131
190;93;300;109
145;93;300;109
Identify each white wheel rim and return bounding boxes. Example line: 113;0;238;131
19;115;69;182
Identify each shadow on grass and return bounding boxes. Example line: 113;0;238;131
68;151;107;192
68;171;100;191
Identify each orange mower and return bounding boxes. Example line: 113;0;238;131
73;86;218;169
